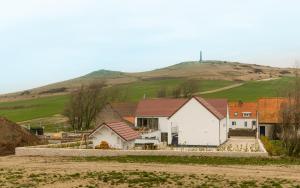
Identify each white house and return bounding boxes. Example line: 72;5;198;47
228;101;258;130
135;97;229;147
89;122;140;150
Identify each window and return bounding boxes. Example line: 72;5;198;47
252;121;256;126
242;112;251;118
234;112;238;117
161;133;168;143
244;121;248;127
232;121;236;126
137;118;159;130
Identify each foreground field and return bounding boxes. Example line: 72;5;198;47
0;156;299;188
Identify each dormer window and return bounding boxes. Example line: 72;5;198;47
243;112;251;118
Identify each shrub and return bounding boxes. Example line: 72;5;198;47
95;141;110;150
261;136;285;156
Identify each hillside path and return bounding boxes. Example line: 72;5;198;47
196;83;244;95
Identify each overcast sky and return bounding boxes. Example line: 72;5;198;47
0;0;300;94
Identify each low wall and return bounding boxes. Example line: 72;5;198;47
15;147;268;158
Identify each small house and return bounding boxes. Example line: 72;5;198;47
229;101;258;130
89;122;140;150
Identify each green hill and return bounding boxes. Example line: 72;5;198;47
0;61;294;123
0;77;294;123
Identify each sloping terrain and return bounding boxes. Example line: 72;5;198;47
0;117;40;155
0;61;293;102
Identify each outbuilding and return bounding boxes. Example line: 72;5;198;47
89;122;140;150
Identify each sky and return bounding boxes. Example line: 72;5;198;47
1;0;300;94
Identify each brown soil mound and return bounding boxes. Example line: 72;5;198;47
0;117;40;155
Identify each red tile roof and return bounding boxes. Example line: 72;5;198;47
258;98;288;124
206;98;228;118
111;102;137;117
90;122;140;141
194;97;227;120
135;98;188;117
229;101;257;119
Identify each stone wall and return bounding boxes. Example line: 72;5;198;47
15;147;268;158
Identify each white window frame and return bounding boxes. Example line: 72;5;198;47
242;112;251;118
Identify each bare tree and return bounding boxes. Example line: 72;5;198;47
181;80;200;98
280;70;300;156
171;86;181;98
157;87;167;98
64;82;106;130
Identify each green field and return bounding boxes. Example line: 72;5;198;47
0;77;293;123
202;77;293;101
110;78;235;102
0;95;69;122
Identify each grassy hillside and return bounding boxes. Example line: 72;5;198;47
0;79;235;122
0;77;294;123
202;77;293;101
0;95;69;122
0;61;292;102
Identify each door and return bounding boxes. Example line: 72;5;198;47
171;134;178;146
260;126;265;136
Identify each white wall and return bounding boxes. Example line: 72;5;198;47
229;119;257;129
220;118;227;144
169;98;226;146
90;126;132;150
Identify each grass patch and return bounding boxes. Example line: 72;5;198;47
108;78;235;102
261;136;286;156
202;77;293;101
0;168;298;188
0;95;69;122
71;155;300;166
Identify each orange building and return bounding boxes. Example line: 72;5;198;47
257;98;288;138
228;101;258;130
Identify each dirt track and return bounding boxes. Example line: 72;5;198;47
0;156;300;181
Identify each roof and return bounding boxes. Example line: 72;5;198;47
90;122;140;141
169;97;227;120
258;98;288;124
229;101;257;119
97;103;137;125
135;98;188;117
111;102;137;117
195;97;227;119
206;98;228;118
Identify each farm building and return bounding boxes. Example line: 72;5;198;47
229;101;258;130
89;122;140;150
257;98;287;139
135;97;229;147
96;102;137;125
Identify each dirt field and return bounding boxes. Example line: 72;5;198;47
0;156;299;187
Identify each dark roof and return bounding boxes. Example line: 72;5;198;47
135;98;188;117
90;122;140;141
